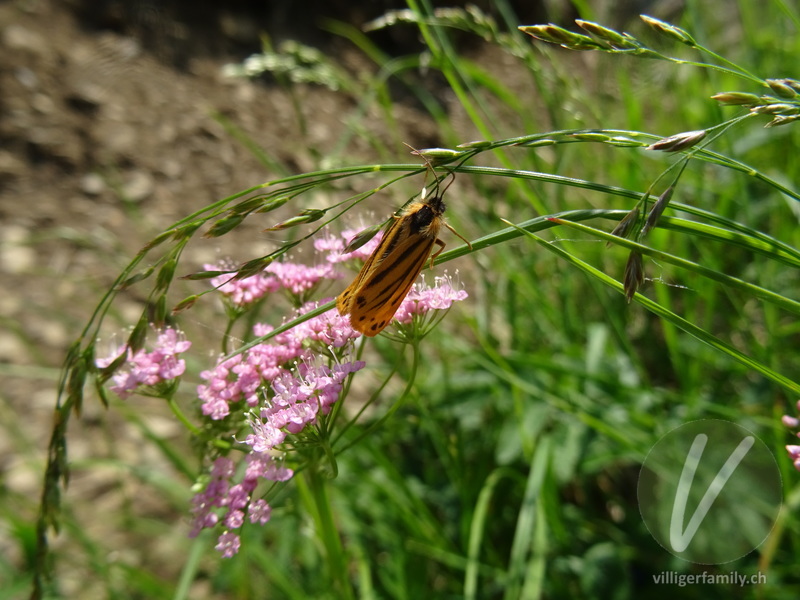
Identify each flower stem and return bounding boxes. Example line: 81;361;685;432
335;342;420;453
298;468;354;599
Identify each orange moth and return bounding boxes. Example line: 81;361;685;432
337;161;469;336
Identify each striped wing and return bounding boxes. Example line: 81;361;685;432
336;216;404;317
345;233;437;336
336;233;387;316
337;197;447;336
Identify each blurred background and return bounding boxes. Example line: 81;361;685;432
2;0;798;598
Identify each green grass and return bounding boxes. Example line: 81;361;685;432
11;1;800;599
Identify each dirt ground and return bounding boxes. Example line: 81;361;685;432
0;0;506;592
1;0;464;358
0;0;420;587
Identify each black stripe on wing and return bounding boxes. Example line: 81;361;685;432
350;236;436;318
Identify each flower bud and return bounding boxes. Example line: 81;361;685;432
646;130;707;152
640;15;696;45
711;92;760;105
624;251;645;303
767;79;797;99
265;209;326;231
576;20;638;49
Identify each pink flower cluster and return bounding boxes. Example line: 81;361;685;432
782;401;800;471
245;360;365;452
393;273;469;325
193;304;364;556
96;328;191;399
192;230;469;557
197;271;467;423
207;260;340;306
189;454;293;558
98;227;470;558
206;230;384;308
314;228;383;263
197;302;362;421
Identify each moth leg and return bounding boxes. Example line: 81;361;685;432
429;238;446;268
444;222;472;250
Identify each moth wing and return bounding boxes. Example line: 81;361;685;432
346;234;437;336
336;218;405;315
336;243;380;315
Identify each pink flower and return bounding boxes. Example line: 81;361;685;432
206;257;341;307
290;301;361;348
246;449;293;482
244;358;365;453
189;453;292;557
392;272;469;328
197;303;360;421
189;457;234;538
783;399;800;471
315;229;383;264
207;263;280;306
313;233;346;258
787;445;800;471
249;499;272;524
215;531;241;558
265;261;340;295
96;327;191;399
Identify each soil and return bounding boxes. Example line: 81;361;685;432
0;0;496;593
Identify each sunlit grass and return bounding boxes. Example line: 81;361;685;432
14;2;800;599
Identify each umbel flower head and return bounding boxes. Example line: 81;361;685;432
99;227;469;558
205;229;383;309
189;270;468;556
188;453;293;558
192;307;365;555
206;260;339;307
197;301;363;421
244;358;366;451
391;272;469;336
96;327;191;399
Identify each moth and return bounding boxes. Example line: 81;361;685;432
337;167;469;336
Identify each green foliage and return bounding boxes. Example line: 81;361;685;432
21;1;800;599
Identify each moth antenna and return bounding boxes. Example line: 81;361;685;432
439;167;456;197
